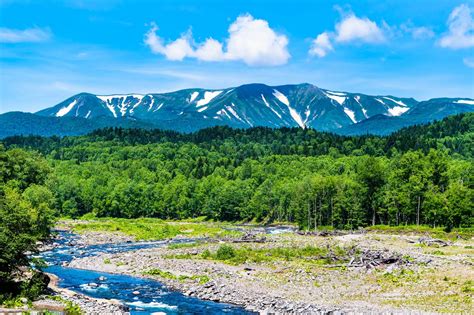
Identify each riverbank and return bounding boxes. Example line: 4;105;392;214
0;273;129;315
46;273;129;314
66;222;474;314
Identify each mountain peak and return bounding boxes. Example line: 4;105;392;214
28;83;473;135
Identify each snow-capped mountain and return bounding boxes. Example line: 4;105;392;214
35;83;423;131
1;83;472;138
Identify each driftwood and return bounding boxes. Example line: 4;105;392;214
296;230;346;237
231;232;267;243
417;237;450;247
347;249;408;269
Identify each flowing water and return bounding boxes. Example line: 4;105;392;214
39;232;254;314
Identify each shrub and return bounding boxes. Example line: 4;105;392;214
215;245;236;260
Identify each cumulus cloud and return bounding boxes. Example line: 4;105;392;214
0;26;51;43
438;4;474;49
308;12;385;58
334;14;385;43
144;14;290;66
309;32;333;57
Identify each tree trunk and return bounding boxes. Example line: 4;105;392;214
307;201;311;230
314;197;317;232
416;195;421;225
372;204;376;226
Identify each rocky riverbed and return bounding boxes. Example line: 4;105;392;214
66;228;474;314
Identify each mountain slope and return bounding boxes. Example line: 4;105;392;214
35;83;421;131
338;98;474;135
1;83;472;137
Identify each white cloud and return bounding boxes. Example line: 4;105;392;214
194;38;225;61
438;4;474;49
0;26;51;43
400;23;435;39
144;24;194;61
463;57;474;68
144;14;290;66
308;12;385;58
335;14;385;43
309;32;333;58
224;14;289;66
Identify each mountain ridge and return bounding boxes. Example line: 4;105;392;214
1;83;473;138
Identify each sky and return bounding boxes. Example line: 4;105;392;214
0;0;473;113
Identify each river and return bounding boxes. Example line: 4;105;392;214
39;231;255;314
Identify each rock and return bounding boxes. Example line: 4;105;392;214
98;276;107;281
132;290;140;295
88;282;98;288
20;297;28;304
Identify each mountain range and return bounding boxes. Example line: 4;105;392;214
1;83;473;138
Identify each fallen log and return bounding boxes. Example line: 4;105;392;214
418;237;450;247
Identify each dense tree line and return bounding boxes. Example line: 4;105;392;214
0;146;54;300
1;113;473;230
4;113;473;158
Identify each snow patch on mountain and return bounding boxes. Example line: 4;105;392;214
261;94;282;119
343;107;357;123
153;103;164;112
130;96;145;113
196;91;222;107
97;95;145;118
197;106;208;112
189;91;199;103
273;89;304;128
272;90;289;106
375;98;385;105
324;91;346;105
455;99;474;105
225;105;244;123
304;108;311;123
217;109;232;120
383;97;406;107
289;108;305;128
388;106;409;116
148;97;156;111
354;96;368;118
56;100;77;117
85;110;91;119
326;91;346;96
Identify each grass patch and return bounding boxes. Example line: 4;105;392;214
143;268;209;284
69;217;241;241
197;244;348;265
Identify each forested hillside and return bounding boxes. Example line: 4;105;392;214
2;113;473;229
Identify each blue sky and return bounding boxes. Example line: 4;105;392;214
0;0;473;113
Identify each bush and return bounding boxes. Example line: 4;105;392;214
215;245;236;260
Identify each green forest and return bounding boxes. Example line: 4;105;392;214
2;113;473;230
